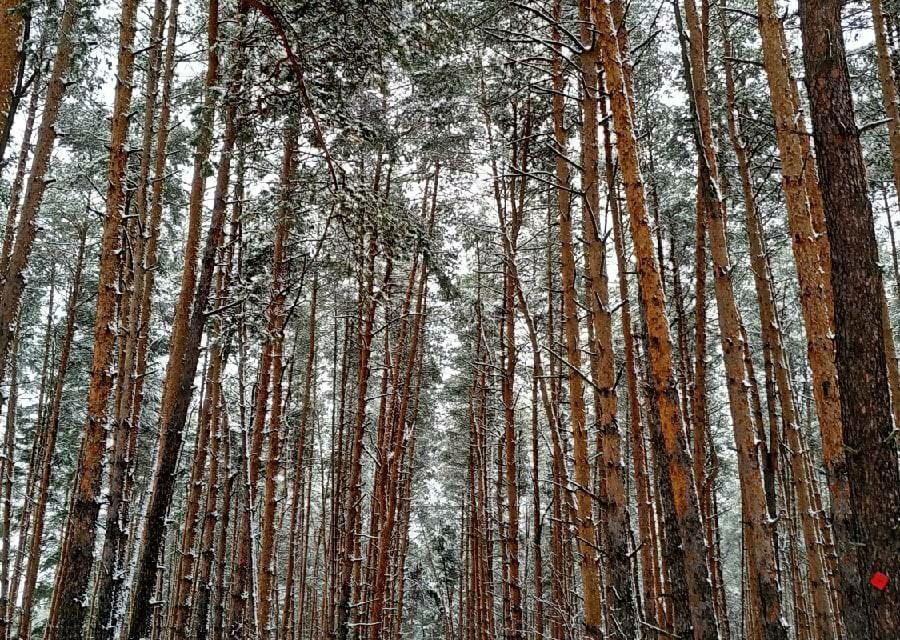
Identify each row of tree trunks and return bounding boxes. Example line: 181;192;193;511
755;2;871;635
13;229;85;640
551;11;604;632
720;5;837;637
1;2;898;639
677;2;787;637
281;271;318;640
575;7;635;635
603;93;661;633
589;2;720;637
126;6;244;636
0;0;80;396
255;122;295;639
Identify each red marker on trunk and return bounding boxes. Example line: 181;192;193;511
870;572;889;591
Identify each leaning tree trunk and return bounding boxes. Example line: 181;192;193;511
799;3;900;637
589;2;719;636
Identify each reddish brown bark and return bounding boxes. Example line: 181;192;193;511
590;1;718;635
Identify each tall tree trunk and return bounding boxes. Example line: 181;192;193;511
336;231;385;640
43;0;138;633
589;2;718;636
4;264;51;634
129;0;179;447
166;318;219;640
529;372;544;640
799;3;900;636
368;168;434;640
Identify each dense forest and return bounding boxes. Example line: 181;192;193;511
0;0;898;638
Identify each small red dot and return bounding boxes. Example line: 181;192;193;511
870;572;889;591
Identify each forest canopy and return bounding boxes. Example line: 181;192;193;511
0;0;898;639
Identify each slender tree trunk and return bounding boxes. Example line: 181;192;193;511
336;229;384;640
589;2;718;636
43;0;138;633
15;228;84;640
4;272;50;633
529;372;544;640
211;167;243;640
605;109;658;631
167;322;219;640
